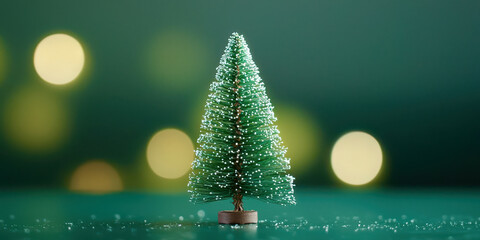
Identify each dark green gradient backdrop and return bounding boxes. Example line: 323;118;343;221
0;0;479;188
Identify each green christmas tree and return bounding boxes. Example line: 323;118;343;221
188;33;295;214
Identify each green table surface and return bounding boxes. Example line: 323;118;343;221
0;189;479;240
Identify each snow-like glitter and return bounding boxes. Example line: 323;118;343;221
188;32;295;206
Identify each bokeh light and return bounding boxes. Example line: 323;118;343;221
3;86;70;153
137;165;190;192
146;128;194;179
275;105;321;175
70;160;123;193
34;33;85;85
133;150;191;192
144;30;209;90
331;131;383;186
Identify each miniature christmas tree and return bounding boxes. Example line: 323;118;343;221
188;33;295;224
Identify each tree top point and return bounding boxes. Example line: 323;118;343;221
230;32;244;41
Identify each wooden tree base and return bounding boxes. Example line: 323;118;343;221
218;210;258;224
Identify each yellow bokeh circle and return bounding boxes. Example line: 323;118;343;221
3;86;70;153
331;131;383;185
275;105;321;175
146;128;194;179
34;33;85;85
70;160;123;193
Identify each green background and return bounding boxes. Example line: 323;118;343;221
0;0;479;188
